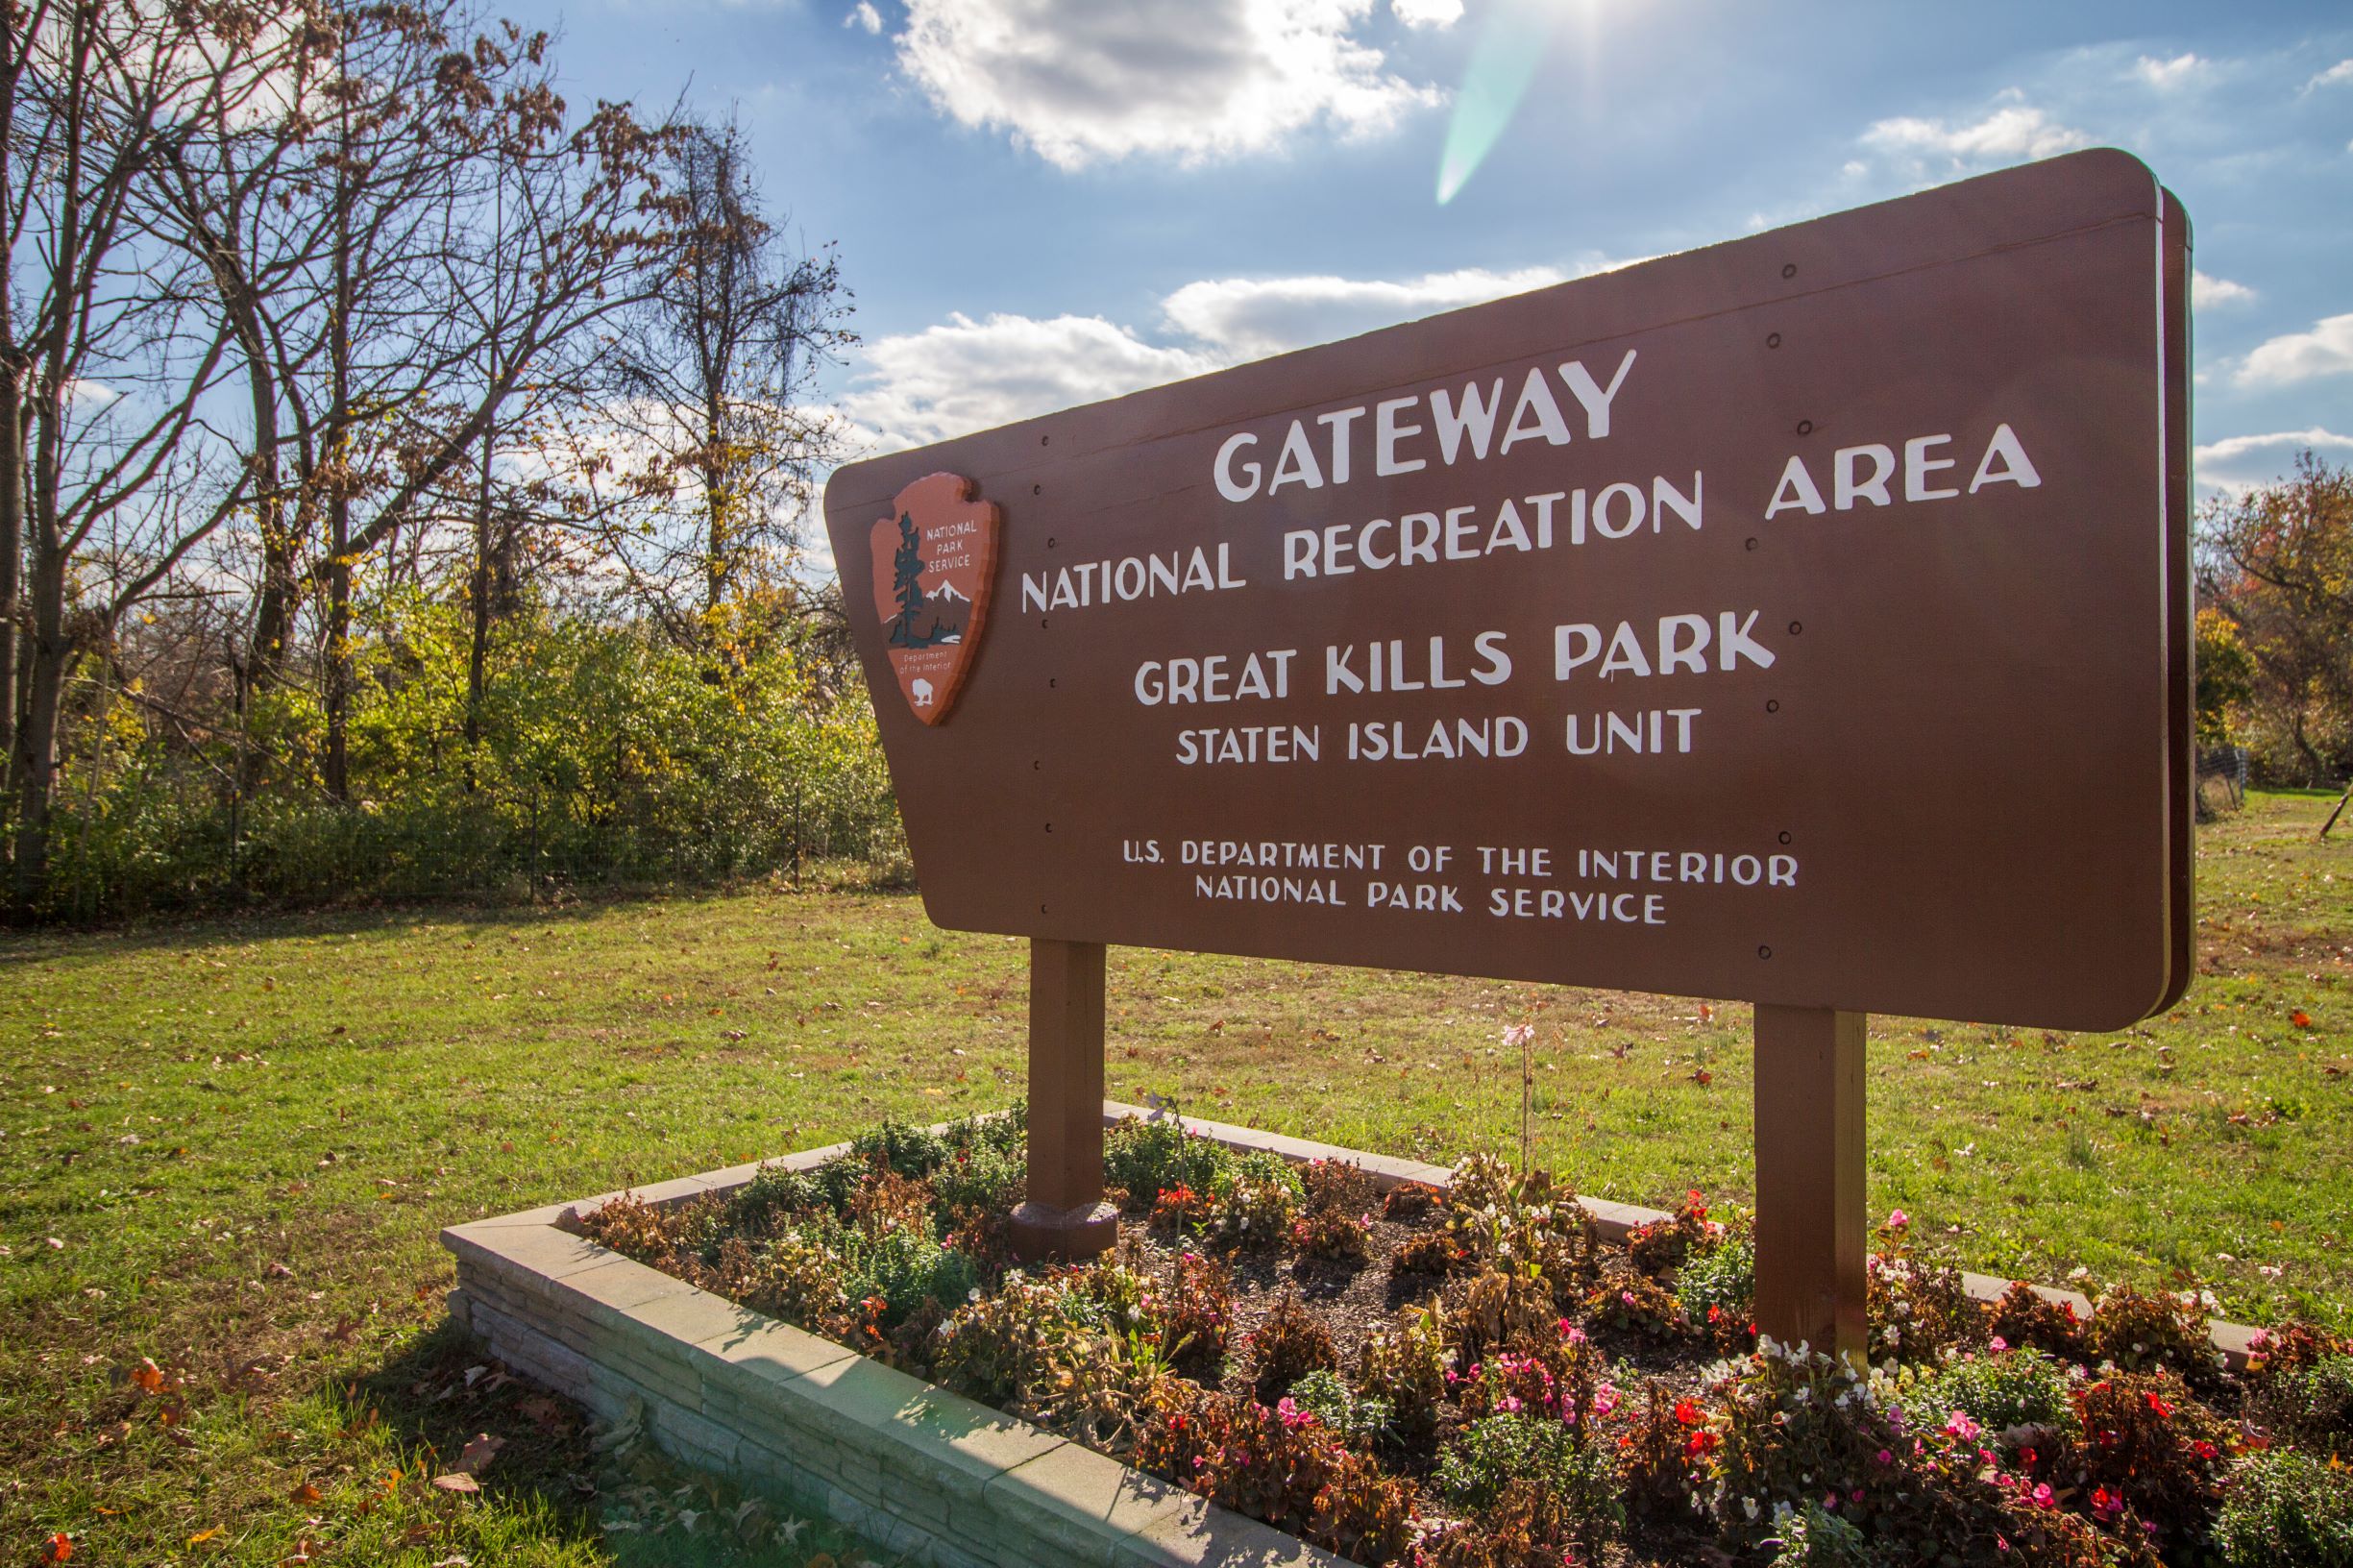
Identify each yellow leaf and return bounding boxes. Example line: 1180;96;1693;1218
188;1527;223;1545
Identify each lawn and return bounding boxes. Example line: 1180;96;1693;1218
2;789;2349;1564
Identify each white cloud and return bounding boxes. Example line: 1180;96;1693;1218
840;312;1220;453
2191;270;2256;310
1161;264;1574;359
844;2;881;34
1389;0;1462;28
2132;53;2203;90
2235;313;2353;387
1858;101;2091;177
838;258;1648;462
2308;59;2353;90
2194;429;2353;496
892;0;1443;170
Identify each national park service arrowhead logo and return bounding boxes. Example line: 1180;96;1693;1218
870;473;1001;725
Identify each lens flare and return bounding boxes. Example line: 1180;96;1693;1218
1436;0;1610;206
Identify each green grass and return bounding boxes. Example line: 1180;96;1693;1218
4;791;2352;1561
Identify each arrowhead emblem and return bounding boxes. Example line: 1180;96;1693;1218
869;473;1001;725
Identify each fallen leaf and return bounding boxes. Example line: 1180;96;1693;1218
42;1534;72;1563
431;1473;481;1494
292;1482;324;1504
2292;1010;2313;1028
453;1433;504;1476
187;1527;223;1545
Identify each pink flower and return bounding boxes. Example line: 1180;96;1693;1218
1876;1449;1893;1466
1944;1411;1982;1440
1887;1209;1909;1230
1989;1335;2009;1353
2031;1484;2055;1510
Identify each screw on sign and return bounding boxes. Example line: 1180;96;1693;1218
824;151;2194;1358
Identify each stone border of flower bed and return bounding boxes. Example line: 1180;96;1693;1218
440;1101;2262;1568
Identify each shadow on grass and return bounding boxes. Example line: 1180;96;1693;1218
355;1313;895;1567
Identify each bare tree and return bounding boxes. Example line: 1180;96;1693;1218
601;115;849;652
1;0;328;907
147;1;681;798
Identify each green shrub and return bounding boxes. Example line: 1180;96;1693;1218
2213;1450;2353;1568
838;1225;978;1327
2262;1353;2353;1457
1434;1412;1617;1528
1357;1302;1449;1440
1286;1369;1393;1452
721;1164;828;1233
1917;1346;2080;1440
851;1115;953;1179
1677;1233;1755;1335
1764;1501;1873;1568
1104;1114;1234;1205
1204;1151;1302;1249
931;1140;1024;1216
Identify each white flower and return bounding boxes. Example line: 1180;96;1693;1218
1744;1497;1760;1521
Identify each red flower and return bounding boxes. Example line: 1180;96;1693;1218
2143;1391;2173;1420
1674;1399;1703;1427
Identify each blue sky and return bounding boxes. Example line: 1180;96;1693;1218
504;0;2353;563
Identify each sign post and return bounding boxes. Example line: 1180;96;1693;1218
824;151;2194;1336
1752;1007;1867;1359
1009;939;1117;1262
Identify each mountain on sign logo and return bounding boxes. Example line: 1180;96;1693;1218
868;472;1000;724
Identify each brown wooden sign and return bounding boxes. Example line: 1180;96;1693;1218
825;150;2192;1034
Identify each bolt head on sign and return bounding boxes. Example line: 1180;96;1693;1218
868;473;1001;723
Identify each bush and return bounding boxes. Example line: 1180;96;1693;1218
721;1164;828;1233
1104;1114;1232;1207
2086;1285;2225;1388
1133;1383;1415;1564
1392;1231;1463;1278
1163;1250;1235;1374
1764;1501;1873;1568
1249;1286;1339;1402
1917;1346;2081;1442
2068;1370;2229;1553
833;1223;979;1329
930;1140;1024;1218
1205;1151;1303;1250
1294;1160;1379;1260
1627;1189;1719;1277
1677;1231;1756;1349
2214;1450;2353;1568
1866;1245;1977;1366
1435;1413;1618;1530
1357;1303;1449;1440
1381;1181;1442;1222
1587;1257;1687;1343
1287;1369;1393;1453
2261;1353;2353;1457
850;1115;952;1179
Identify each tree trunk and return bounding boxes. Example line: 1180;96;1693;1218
0;354;24;801
11;482;65;915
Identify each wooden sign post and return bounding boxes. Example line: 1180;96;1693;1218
824;152;2195;1343
1753;1007;1867;1359
1009;940;1117;1262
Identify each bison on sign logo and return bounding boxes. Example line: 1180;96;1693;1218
868;473;1000;725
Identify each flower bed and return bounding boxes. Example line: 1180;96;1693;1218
572;1108;2353;1568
